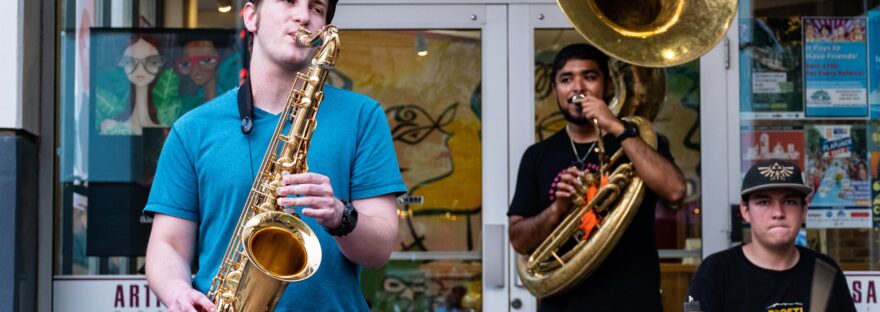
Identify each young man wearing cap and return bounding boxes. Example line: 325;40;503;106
685;159;856;312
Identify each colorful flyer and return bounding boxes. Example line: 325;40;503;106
869;11;880;118
806;207;872;228
740;125;805;174
868;122;880;227
804;17;869;117
805;124;871;228
740;17;805;119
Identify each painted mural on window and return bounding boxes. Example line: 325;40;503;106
332;30;483;253
89;29;241;184
331;30;483;312
91;29;241;136
71;29;242;272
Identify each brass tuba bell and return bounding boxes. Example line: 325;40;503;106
515;0;737;298
557;0;737;68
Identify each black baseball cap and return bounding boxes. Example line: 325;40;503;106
741;159;812;197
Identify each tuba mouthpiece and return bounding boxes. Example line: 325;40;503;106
570;94;586;108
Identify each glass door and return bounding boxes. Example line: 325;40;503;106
334;4;509;311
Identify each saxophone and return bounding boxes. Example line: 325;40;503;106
207;25;339;312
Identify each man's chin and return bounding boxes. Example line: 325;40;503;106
562;114;589;126
757;234;797;250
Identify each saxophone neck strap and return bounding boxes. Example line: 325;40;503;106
238;77;255;135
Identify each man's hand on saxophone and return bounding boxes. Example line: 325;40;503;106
276;172;343;229
275;171;401;269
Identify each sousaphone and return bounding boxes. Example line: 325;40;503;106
515;0;737;298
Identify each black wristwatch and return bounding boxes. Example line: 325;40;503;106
326;200;358;237
616;121;639;142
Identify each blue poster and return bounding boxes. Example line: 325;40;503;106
869;11;880;118
805;124;870;209
804;17;869;117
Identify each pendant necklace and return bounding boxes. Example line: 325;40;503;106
567;124;597;165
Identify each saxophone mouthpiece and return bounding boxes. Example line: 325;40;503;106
295;27;315;47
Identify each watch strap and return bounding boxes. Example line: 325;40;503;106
615;122;639;142
326;200;358;237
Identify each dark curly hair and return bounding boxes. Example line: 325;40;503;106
549;43;609;86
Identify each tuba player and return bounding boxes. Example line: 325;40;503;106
508;44;685;311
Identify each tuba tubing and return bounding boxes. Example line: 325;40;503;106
516;118;656;298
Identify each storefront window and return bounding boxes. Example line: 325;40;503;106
738;0;880;271
333;29;483;311
56;1;482;310
57;0;242;276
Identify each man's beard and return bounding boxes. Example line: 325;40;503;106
559;101;589;125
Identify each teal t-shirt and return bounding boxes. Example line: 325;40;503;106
144;85;406;311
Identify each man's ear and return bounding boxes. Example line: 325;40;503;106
740;202;752;223
242;2;259;33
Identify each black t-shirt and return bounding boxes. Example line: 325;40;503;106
686;245;856;312
508;129;672;312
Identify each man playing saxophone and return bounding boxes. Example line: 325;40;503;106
508;43;686;311
143;1;406;311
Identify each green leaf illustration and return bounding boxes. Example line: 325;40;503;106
152;69;182;125
95;87;124;130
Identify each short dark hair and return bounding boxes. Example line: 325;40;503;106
251;0;340;24
549;44;610;85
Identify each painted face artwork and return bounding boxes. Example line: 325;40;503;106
553;58;606;125
387;104;456;189
176;40;220;86
118;38;163;87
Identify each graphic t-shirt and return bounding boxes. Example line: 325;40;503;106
687;245;856;312
508;128;673;312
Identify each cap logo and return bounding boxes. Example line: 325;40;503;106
758;162;794;181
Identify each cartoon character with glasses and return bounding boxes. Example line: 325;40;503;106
175;40;221;101
100;35;164;135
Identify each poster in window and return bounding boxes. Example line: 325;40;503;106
740;125;805;176
739;17;804;119
803;17;869;117
869;11;880;118
868;122;880;227
88;28;241;183
804;124;871;228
